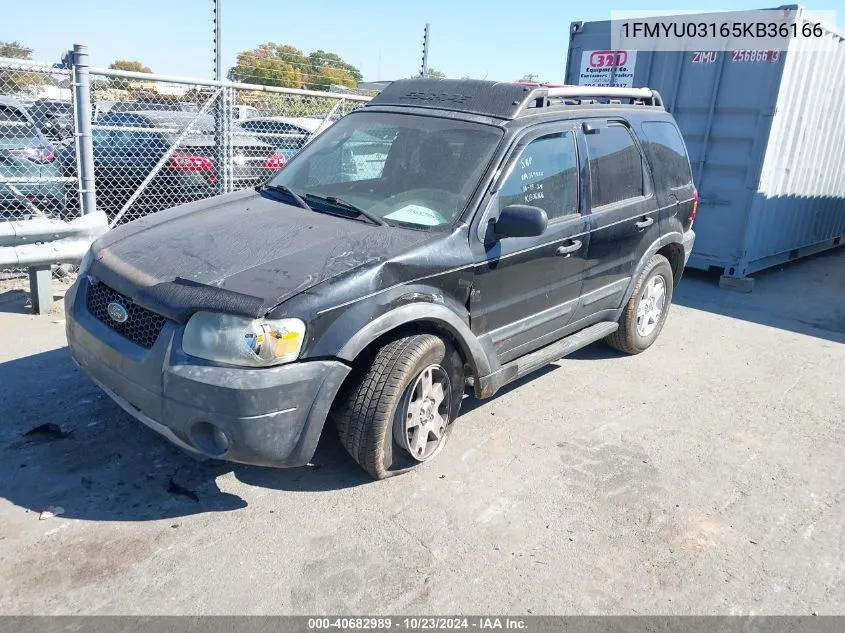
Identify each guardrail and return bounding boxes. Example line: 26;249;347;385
0;211;108;312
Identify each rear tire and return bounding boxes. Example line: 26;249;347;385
606;254;674;355
333;333;464;480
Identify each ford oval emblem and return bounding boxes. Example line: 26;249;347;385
107;302;129;323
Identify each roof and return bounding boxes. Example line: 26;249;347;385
367;78;533;119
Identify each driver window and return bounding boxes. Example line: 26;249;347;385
499;132;579;221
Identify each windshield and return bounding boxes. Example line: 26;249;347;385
268;111;503;229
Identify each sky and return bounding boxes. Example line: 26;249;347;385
2;0;842;84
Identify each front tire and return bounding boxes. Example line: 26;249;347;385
334;333;465;480
606;254;674;355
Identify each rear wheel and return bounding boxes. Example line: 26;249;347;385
334;333;464;480
606;254;674;355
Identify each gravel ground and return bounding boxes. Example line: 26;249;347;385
0;249;843;615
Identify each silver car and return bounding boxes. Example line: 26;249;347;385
0;95;66;219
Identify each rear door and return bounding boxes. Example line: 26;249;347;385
470;123;591;363
574;119;659;320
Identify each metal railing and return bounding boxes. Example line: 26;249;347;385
0;44;372;311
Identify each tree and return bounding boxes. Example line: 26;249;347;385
308;50;362;84
310;66;356;90
230;44;302;88
0;40;47;94
109;60;153;73
107;60;153;90
228;43;361;92
0;41;32;59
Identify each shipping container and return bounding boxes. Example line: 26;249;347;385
565;6;845;288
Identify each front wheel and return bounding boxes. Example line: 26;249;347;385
605;254;674;355
333;333;465;480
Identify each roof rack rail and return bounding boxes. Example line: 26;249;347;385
518;86;664;115
364;79;664;120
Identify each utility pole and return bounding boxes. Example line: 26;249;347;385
420;23;430;77
212;0;227;195
213;0;222;80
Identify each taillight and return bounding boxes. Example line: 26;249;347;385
9;147;55;163
265;154;286;170
690;188;698;228
168;152;214;171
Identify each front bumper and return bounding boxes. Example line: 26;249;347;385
65;276;350;468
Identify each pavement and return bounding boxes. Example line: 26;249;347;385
0;248;843;615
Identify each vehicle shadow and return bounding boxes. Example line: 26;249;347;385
231;428;373;492
674;247;845;344
0;346;373;522
1;342;615;514
459;364;561;415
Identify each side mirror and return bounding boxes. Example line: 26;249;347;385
494;204;548;239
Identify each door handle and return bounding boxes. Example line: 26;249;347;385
556;239;582;256
635;217;655;230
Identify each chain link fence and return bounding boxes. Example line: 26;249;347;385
0;49;371;293
84;70;370;227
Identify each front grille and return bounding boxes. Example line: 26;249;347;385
86;282;166;349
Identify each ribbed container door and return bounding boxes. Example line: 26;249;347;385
745;12;845;272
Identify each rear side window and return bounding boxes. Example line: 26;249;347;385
640;121;693;190
585;124;644;208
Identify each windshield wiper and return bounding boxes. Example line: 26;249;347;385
304;194;386;226
259;184;311;210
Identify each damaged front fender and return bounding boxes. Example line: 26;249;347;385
334;301;499;383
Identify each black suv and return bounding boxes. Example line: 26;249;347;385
65;79;697;480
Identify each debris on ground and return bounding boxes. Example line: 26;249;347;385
167;479;199;502
23;423;73;439
39;506;65;520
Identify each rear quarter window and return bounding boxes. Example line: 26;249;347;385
640;121;693;190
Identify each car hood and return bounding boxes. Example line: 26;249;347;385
89;189;437;321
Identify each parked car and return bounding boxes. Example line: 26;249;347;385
65;79;697;480
58;110;282;218
231;105;260;120
26;98;74;144
232;116;330;164
94;100;199;120
0;95;65;219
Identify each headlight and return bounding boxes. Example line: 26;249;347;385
78;247;94;277
182;312;306;367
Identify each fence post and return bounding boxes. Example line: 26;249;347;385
72;43;96;215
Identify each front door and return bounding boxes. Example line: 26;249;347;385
470;124;590;363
